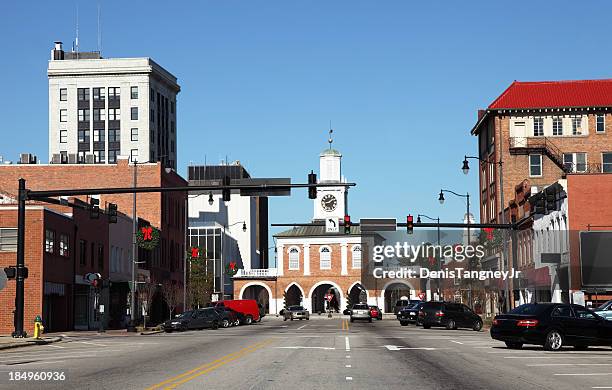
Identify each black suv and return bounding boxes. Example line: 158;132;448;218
419;302;482;331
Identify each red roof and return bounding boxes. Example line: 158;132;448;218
489;79;612;109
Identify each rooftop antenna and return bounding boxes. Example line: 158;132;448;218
328;120;335;150
97;2;102;54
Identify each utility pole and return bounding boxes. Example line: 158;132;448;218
128;161;138;332
12;179;26;337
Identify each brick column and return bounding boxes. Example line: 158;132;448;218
277;244;284;276
303;244;310;276
341;243;348;276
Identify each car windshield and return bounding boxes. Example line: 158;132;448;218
353;304;368;310
508;304;549;315
289;306;304;311
177;311;192;318
595;300;612;310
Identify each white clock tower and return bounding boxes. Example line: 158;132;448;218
314;133;348;221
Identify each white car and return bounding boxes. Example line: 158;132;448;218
594;300;612;320
350;304;372;323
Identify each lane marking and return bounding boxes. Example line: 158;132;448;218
505;356;612;359
346;377;353;381
276;346;335;350
297;325;308;330
49;345;65;349
529;364;612;367
145;340;271;390
345;365;352;368
76;341;108;347
345;336;350;352
554;373;612;376
450;340;464;345
384;345;440;351
346;355;351;359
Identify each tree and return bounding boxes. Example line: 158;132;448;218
187;259;215;309
138;281;157;329
160;281;182;320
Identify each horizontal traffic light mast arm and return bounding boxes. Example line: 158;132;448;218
271;222;517;229
25;182;356;200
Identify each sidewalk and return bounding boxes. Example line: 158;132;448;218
0;335;63;350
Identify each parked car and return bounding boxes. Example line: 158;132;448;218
283;305;310;321
594;300;612;320
393;299;422;316
214;307;240;328
419;302;482;331
398;302;425;326
210;300;260;324
350;304;372;323
369;305;382;320
491;303;612;351
162;308;220;332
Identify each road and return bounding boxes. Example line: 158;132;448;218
1;317;612;389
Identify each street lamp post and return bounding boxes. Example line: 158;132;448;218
417;214;440;300
220;221;247;300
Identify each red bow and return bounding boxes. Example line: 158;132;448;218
229;262;236;271
141;227;153;241
191;247;200;258
428;255;436;266
483;228;494;240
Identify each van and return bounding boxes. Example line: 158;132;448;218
211;300;260;324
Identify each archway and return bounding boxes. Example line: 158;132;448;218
309;281;343;314
382;282;412;313
241;284;270;314
348;282;368;309
285;283;304;307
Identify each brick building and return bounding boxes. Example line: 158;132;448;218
0;157;187;333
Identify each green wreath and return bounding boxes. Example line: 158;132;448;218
225;261;243;277
187;246;206;262
137;226;160;250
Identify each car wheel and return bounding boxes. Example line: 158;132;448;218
423;324;431;329
211;321;219;330
306;317;310;320
245;316;253;325
400;321;409;326
234;320;240;326
164;329;173;333
505;342;523;349
290;317;294;321
222;319;230;328
283;317;287;321
544;330;564;351
446;319;456;330
473;320;483;331
369;318;373;323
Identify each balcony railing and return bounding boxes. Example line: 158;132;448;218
233;268;278;278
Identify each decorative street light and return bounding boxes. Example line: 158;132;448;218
208;191;214;206
438;189;470;242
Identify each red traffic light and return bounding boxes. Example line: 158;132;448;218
344;215;351;234
407;214;414;234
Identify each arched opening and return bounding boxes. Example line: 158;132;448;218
311;283;341;313
241;284;270;314
285;284;303;307
383;282;412;313
348;283;367;308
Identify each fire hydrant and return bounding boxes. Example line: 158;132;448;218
33;315;44;339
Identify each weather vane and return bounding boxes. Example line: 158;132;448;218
328;120;334;149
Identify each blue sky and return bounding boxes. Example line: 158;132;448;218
2;1;612;241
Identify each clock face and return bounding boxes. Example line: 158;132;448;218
321;194;337;212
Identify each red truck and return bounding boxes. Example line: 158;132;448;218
211;300;260;324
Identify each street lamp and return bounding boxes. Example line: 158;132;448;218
208;192;214;206
438;189;470;242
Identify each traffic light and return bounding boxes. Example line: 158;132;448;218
222;176;231;203
545;187;557;213
407;214;414;234
107;203;117;224
344;215;351;234
308;171;317;199
90;197;100;219
4;266;16;279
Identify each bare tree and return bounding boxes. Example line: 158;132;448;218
160;281;182;320
137;281;157;329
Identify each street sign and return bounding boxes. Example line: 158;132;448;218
325;218;339;233
325;294;333;302
0;268;7;291
418;292;426;300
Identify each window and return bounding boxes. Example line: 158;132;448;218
108;128;120;142
150;88;155;102
150;151;155;162
60;109;67;122
98;245;104;270
319;246;331;269
131;107;138;120
597;114;605;133
571;116;583;135
603;152;612;173
93;108;105;121
131;86;138;99
130;149;139;162
171;140;175;152
59;234;69;257
78;129;90;143
108;149;119;163
79;240;86;265
108;87;120;99
171;101;175;114
563;152;586;173
45;229;55;253
94;128;105;142
131;128;138;141
288;247;299;270
529;154;542;177
150;109;155;122
150;130;155;143
533;117;543;136
171;121;175;133
59;88;67;101
0;228;17;252
552;117;563;136
108;108;120;121
93;150;105;164
59;130;68;143
352;246;362;268
573;306;596;320
77;88;89;101
78;109;90;122
93;87;105;101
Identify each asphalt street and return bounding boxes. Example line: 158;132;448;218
1;317;612;389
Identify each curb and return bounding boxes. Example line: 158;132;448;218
140;330;164;335
0;336;63;351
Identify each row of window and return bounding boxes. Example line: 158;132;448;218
45;230;70;257
287;245;362;270
68;128;139;144
64;87;124;102
68;107;141;123
529;152;612;176
526;115;605;137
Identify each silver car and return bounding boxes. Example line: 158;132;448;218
350;304;372;323
594;300;612;320
284;305;310;321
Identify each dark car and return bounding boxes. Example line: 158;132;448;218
214;307;240;328
369;305;382;320
393;299;422;316
491;303;612;351
398;302;425;326
162;308;220;332
419;302;482;331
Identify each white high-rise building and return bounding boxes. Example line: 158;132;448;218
47;42;180;169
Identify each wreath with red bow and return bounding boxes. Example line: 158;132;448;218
136;225;160;250
225;261;242;277
187;246;206;262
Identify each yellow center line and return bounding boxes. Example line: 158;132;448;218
145;340;271;390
